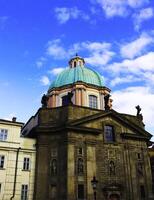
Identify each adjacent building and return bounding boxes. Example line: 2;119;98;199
22;55;154;200
149;146;154;194
0;118;36;200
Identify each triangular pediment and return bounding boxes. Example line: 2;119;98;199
68;109;152;139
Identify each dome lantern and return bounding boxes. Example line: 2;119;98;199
69;54;85;68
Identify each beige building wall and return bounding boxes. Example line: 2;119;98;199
0;119;36;200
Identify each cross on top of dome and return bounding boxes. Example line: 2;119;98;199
69;54;85;68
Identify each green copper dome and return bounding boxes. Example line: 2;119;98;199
49;65;104;90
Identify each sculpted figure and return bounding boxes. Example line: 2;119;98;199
41;94;49;108
104;94;110;110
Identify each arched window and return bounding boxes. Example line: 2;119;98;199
74;61;77;67
78;158;84;174
50;159;57;175
104;125;115;142
89;95;97;109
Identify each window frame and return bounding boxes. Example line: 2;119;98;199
89;95;98;109
0;155;5;169
77;184;84;200
0;129;8;141
21;184;28;200
104;125;115;143
77;158;84;175
23;157;30;171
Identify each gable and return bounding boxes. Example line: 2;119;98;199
68;110;152;140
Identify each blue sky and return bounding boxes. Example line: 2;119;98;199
0;0;154;136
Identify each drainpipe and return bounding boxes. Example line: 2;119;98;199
10;147;21;200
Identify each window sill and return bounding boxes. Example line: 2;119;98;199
104;142;118;145
0;167;5;170
22;169;31;172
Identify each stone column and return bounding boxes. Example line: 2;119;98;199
75;89;79;105
86;145;96;200
142;148;154;199
67;144;76;200
81;89;86;107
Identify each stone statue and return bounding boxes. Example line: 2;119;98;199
136;105;141;116
135;105;143;121
67;92;73;105
51;159;57;175
41;94;49;108
109;161;115;175
104;94;110;110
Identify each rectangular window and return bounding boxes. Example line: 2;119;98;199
23;158;30;170
21;184;28;200
0;155;5;168
62;95;69;106
137;153;141;160
104;125;115;142
78;184;84;199
89;95;97;109
78;147;83;155
0;129;8;141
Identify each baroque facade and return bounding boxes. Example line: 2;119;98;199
0;118;36;200
20;55;153;200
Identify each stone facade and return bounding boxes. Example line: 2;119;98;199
22;105;154;200
149;147;154;194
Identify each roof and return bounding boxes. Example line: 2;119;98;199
0;118;24;126
48;65;104;90
21;105;152;141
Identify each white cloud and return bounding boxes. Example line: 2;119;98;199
54;7;89;24
36;57;46;68
133;7;154;30
120;33;153;59
82;41;115;66
127;0;149;8
46;39;68;59
40;76;50;86
49;67;66;75
46;39;115;66
96;0;149;18
85;51;114;66
82;42;111;52
110;75;140;87
97;0;127;18
108;52;154;74
112;86;154;132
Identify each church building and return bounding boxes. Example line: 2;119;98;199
22;55;154;200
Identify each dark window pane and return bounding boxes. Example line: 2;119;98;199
0;156;5;168
62;95;69;106
78;158;84;174
21;184;28;200
104;126;115;142
78;184;84;199
89;95;97;109
140;185;145;199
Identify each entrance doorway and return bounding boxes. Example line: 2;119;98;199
109;193;120;200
